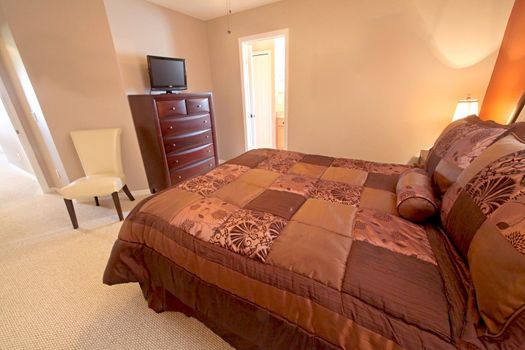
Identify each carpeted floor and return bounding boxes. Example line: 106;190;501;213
0;156;233;349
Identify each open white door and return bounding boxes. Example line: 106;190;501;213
251;51;274;149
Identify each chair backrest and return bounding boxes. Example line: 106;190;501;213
70;128;124;178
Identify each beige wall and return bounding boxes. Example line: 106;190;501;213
207;0;513;163
0;0;148;190
104;0;212;94
0;0;214;192
0;0;513;192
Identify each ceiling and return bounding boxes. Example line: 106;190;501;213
145;0;283;21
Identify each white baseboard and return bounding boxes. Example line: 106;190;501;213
48;187;60;194
131;189;151;196
219;159;226;164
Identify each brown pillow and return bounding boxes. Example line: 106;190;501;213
396;168;437;222
440;122;525;336
426;116;507;195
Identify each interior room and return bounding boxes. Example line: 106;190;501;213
0;0;524;349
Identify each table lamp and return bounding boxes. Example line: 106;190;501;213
452;96;479;121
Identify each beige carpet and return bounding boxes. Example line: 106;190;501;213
0;156;233;349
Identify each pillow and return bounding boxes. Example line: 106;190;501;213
426;116;507;195
396;168;437;222
440;122;525;336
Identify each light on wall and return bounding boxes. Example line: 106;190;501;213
452;96;479;121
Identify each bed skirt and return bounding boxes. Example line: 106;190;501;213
105;240;344;350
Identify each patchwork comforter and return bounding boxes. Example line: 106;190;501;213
103;149;475;349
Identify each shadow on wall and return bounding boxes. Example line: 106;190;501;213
413;0;514;68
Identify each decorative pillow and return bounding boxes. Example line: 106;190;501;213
426;116;507;195
440;122;525;336
396;168;437;222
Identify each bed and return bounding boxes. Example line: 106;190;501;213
104;118;525;349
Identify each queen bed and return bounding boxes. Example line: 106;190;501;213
103;117;525;349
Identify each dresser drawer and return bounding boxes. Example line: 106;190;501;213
160;114;211;136
164;129;213;154
167;144;214;170
170;157;216;184
156;99;187;117
186;98;210;114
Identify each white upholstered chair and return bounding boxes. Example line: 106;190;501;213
59;128;134;229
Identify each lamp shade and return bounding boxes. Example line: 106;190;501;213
452;97;479;121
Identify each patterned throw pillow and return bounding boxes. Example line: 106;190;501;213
426;116;507;195
440;123;525;335
396;168;438;222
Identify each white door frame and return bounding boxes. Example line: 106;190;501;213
0;76;49;192
239;29;289;151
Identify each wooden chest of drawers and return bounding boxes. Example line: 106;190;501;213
128;93;218;193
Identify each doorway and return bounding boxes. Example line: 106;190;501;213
0;73;50;193
0;96;34;176
240;29;288;151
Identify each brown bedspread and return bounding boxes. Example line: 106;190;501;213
104;149;473;349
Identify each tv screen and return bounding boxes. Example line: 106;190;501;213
147;55;187;92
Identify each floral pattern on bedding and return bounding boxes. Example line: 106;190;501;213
171;197;239;241
210;209;288;261
179;164;250;196
431;121;505;169
269;174;317;197
307;179;362;206
145;149;435;266
106;147;464;350
332;158;410;175
464;150;525;216
353;209;437;265
256;150;304;173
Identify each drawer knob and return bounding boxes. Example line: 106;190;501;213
207;149;211;153
168;126;173;130
172;143;176;147
178;175;182;179
197;104;202;108
205;135;209;139
209;163;213;167
203;120;207;124
170;107;176;111
175;160;179;164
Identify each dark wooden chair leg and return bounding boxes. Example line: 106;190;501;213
94;196;99;206
122;184;135;201
111;192;124;221
64;199;79;229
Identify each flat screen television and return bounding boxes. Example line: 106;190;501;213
147;55;187;92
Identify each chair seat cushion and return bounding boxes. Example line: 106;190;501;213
60;176;124;199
